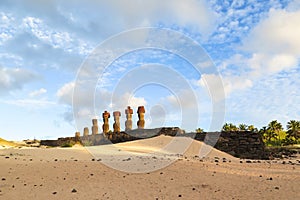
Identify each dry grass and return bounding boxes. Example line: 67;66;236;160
0;137;17;147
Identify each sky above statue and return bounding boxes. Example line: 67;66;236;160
0;0;299;140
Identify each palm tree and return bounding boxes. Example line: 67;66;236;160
267;120;283;143
222;123;230;132
222;123;238;132
239;124;247;131
195;128;204;133
247;125;258;132
286;120;300;141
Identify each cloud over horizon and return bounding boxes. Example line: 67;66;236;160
0;0;299;140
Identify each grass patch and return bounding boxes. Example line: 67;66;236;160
61;141;75;148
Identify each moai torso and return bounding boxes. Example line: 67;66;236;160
137;106;145;129
125;106;133;131
83;127;89;136
113;111;121;133
92;119;98;135
102;111;110;134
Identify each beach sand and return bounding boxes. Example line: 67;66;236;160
0;135;299;199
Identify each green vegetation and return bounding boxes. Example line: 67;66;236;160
81;140;93;146
195;128;204;133
222;123;257;132
286;120;300;143
61;141;75;148
221;120;300;147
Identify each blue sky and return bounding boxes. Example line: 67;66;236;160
0;0;300;140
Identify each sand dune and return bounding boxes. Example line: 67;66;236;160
85;136;238;173
0;136;299;199
115;135;237;160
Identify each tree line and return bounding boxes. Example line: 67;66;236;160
196;120;300;146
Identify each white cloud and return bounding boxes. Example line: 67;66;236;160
243;9;300;55
0;12;16;44
29;88;47;97
164;89;198;110
248;53;298;76
1;99;55;108
56;81;75;105
0;67;39;95
94;0;217;38
214;7;300;97
56;80;148;130
198;74;227;99
21;16;91;55
240;9;300;76
224;69;300;128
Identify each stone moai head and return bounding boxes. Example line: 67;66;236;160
137;106;145;129
92;119;98;125
137;106;145;115
113;111;121;119
75;131;80;138
102;111;110;120
125;106;133;115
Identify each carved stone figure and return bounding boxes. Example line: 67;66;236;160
83;127;89;136
75;131;80;138
91;119;98;135
125;106;133;131
102;111;110;134
137;106;145;129
113;111;121;133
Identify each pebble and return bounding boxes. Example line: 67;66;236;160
71;188;77;193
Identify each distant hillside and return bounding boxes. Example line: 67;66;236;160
0;137;17;147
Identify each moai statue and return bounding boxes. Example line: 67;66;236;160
75;131;80;137
113;111;121;133
125;106;133;131
102;111;110;134
83;127;89;136
137;106;145;129
91;119;98;135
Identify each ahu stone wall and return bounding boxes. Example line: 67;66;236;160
40;129;266;159
187;131;266;159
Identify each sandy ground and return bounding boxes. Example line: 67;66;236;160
0;135;299;200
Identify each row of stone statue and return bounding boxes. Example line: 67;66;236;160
75;106;145;137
